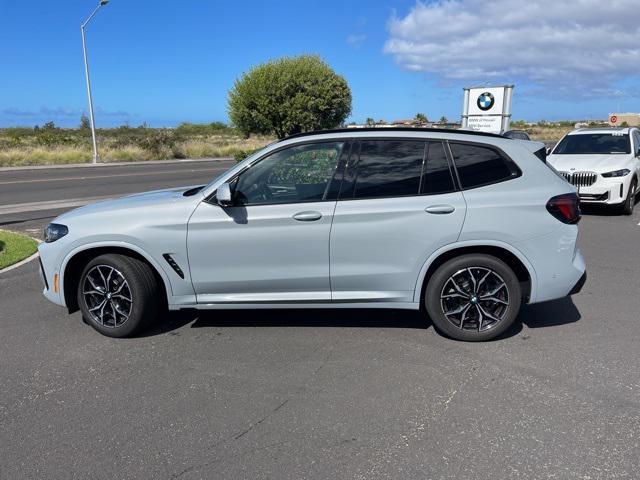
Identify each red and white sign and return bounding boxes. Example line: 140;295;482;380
610;115;618;124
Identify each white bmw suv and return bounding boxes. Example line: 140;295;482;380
547;127;640;214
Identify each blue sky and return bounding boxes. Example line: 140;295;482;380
1;0;639;128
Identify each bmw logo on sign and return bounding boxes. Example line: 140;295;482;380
477;92;495;111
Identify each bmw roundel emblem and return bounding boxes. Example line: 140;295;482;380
477;92;495;111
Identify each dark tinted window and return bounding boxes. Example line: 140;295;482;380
450;143;519;189
553;133;630;154
533;147;547;163
234;142;343;205
503;130;531;141
349;140;425;199
421;141;455;194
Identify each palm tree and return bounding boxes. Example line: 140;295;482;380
414;113;428;124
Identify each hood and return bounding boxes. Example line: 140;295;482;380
55;185;204;222
547;153;631;173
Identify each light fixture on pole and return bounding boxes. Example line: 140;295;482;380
81;0;109;164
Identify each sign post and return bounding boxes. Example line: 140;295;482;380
461;85;513;133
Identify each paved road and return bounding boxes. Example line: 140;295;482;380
1;163;639;478
0;160;234;238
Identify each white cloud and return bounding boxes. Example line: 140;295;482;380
384;0;640;97
346;33;367;48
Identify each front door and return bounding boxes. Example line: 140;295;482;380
187;140;346;304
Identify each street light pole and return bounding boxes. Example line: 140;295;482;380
81;0;109;164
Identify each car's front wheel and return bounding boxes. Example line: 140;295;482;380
621;178;637;215
77;253;160;337
424;254;522;341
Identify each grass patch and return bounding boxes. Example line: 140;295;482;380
0;124;274;167
0;230;39;270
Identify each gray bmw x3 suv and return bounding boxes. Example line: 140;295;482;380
38;128;586;341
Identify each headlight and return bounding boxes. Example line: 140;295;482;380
44;223;68;243
601;169;630;178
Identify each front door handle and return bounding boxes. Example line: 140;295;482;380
425;204;455;214
293;211;323;221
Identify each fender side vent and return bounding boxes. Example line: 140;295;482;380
163;254;185;279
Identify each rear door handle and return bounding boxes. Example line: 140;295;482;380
425;204;455;214
293;211;323;221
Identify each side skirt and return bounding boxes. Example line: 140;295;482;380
169;301;421;311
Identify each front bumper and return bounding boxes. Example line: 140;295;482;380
574;178;628;205
38;242;66;307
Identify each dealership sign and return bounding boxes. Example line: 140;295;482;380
462;85;513;133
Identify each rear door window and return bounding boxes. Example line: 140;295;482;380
449;143;520;189
421;141;455;195
341;140;425;199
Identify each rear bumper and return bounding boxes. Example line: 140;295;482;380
569;271;587;295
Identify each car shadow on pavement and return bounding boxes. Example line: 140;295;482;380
580;201;637;217
518;296;581;328
141;296;581;339
143;308;428;337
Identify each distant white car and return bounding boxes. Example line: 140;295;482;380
547;127;640;214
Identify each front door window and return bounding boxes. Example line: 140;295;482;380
233;142;344;205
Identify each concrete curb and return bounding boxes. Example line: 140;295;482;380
0;157;234;172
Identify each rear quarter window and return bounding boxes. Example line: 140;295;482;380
449;142;520;189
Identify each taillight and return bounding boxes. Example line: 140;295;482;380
546;193;581;224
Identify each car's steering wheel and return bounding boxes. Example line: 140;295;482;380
248;182;273;202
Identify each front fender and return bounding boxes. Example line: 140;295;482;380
59;240;175;308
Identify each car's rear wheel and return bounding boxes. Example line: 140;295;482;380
621;178;637;215
424;254;522;341
77;254;160;337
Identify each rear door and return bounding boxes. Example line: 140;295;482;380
329;139;467;304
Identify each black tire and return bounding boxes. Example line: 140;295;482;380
621;178;637;215
424;254;522;342
77;253;160;337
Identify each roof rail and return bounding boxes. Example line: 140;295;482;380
281;126;506;142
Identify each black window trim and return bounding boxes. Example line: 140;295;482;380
204;138;351;207
206;135;512;206
335;137;459;202
446;139;522;191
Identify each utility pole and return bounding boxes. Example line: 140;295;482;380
81;0;109;164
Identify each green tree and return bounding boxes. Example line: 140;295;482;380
415;113;428;124
365;117;375;126
228;55;352;139
79;114;91;130
439;116;448;124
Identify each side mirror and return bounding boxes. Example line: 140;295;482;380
216;182;233;206
546;147;552;156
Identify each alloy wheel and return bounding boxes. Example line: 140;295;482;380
82;265;133;328
440;267;510;332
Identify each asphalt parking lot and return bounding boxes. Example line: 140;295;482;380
1;162;639;479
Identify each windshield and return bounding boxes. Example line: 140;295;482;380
553;133;630;154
